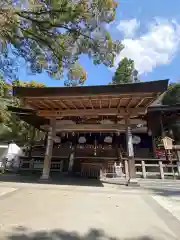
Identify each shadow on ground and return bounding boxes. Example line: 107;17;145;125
0;172;103;187
6;227;177;240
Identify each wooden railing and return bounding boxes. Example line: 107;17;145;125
102;158;180;180
7;155;180;180
134;158;180;179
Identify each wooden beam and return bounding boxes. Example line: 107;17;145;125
44;100;57;109
117;98;125;109
109;99;112;108
38;107;146;117
89;99;94;109
49;124;129;131
135;98;145;108
23;92;155;100
145;97;157;107
126;98;132;109
39;101;52;109
79;100;85;109
65;100;77;109
26;101;42;109
58;100;69;109
41;123;148;132
51;100;63;109
99;99;102;109
135;96;155;108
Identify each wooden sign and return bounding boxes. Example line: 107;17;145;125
162;136;174;150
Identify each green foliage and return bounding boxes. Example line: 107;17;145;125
0;0;123;85
112;58;134;84
162;83;180;105
64;63;87;86
162;82;180;142
0;77;45;143
12;80;46;88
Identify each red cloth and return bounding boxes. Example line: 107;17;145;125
156;149;165;158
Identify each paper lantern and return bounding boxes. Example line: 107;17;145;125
54;136;61;143
78;136;86;144
132;135;141;144
104;136;112;143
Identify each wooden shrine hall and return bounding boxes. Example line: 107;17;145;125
12;80;168;184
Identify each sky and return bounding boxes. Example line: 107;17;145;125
19;0;180;86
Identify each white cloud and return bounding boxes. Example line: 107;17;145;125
117;18;140;38
115;19;180;74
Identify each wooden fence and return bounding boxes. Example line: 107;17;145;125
2;155;180;180
101;158;180;180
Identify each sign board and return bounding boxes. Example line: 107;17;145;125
162;137;174;150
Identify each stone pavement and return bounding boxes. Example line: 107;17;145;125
152;194;180;222
0;181;180;240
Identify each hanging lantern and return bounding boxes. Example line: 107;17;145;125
104;136;112;143
132;135;141;144
78;136;86;144
54;136;61;143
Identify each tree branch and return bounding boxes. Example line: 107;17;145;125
16;12;95;42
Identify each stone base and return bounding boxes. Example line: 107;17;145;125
126;178;140;187
39;175;51;183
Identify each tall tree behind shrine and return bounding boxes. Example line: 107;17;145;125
0;78;45;143
0;0;123;85
112;58;136;84
162;83;180;142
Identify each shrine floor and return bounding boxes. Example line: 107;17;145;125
0;181;180;240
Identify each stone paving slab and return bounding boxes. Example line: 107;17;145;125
152;195;180;222
0;184;179;240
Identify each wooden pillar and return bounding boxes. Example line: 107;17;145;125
152;135;157;158
176;150;180;177
160;112;169;162
40;118;56;180
160;111;165;137
28;126;36;158
68;149;75;173
125;117;138;185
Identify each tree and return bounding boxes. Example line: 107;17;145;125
162;83;180;142
162;83;180;105
64;63;87;86
0;77;45;143
12;80;46;88
112;58;134;84
0;0;123;85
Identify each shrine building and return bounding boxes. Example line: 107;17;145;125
12;80;169;184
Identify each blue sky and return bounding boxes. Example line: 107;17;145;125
19;0;180;86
